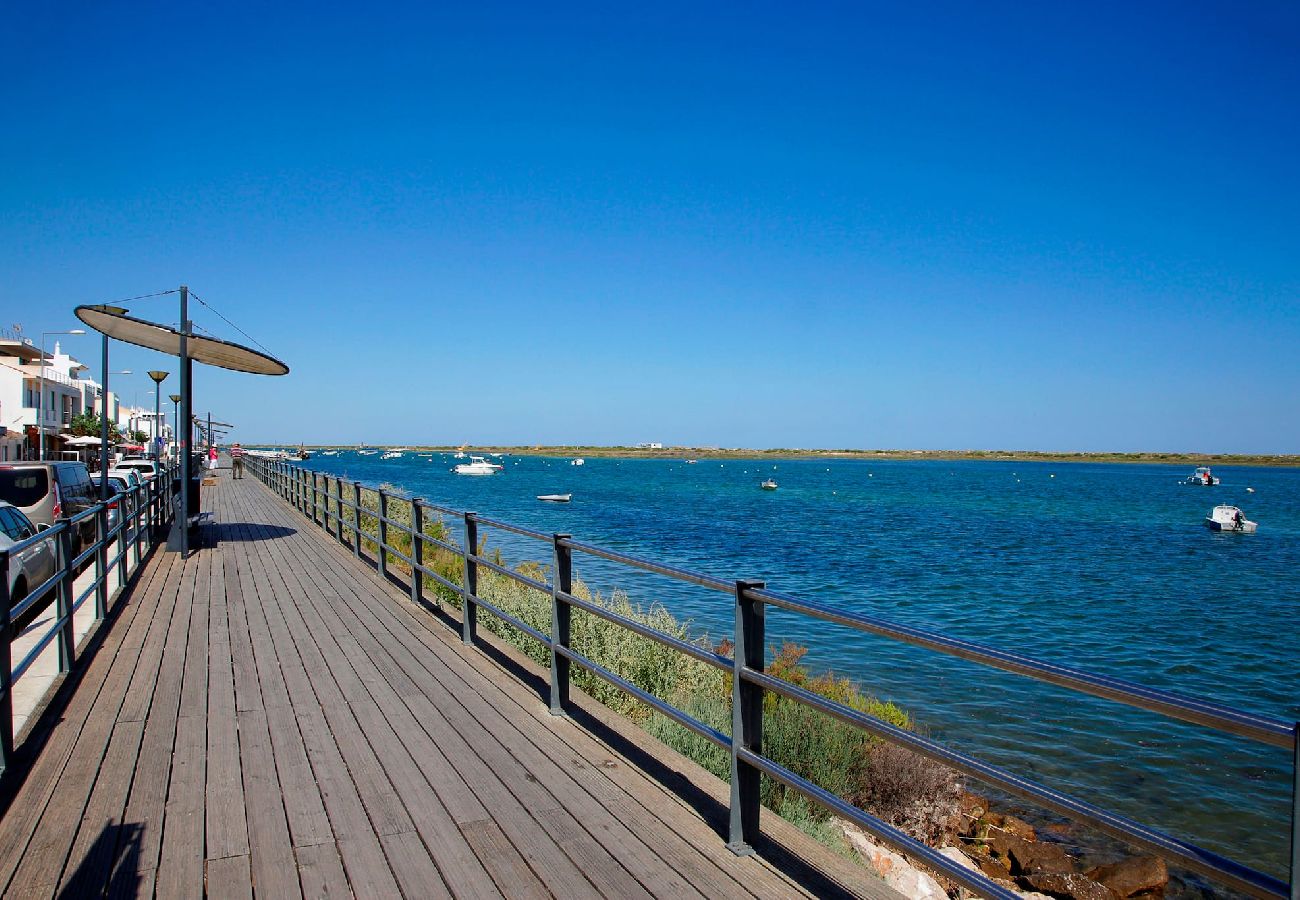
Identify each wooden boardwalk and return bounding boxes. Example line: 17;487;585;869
0;468;893;898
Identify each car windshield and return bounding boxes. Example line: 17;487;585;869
0;469;49;507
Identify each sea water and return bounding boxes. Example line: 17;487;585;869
303;452;1299;877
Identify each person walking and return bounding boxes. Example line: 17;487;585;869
230;443;245;479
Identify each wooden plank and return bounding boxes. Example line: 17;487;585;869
155;712;207;898
206;545;249;862
461;819;553;900
294;842;353;900
263;701;334;849
237;708;302;898
53;717;146;896
205;853;253;900
120;549;199;877
294;709;403;896
379;830;453;899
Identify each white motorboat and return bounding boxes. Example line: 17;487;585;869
537;494;572;503
760;478;778;490
571;458;585;466
453;455;504;476
1204;505;1257;533
381;451;404;460
1184;466;1220;486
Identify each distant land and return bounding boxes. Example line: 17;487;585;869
278;445;1300;467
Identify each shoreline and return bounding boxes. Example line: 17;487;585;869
261;445;1300;467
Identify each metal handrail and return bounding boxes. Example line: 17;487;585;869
0;462;178;776
249;456;1299;899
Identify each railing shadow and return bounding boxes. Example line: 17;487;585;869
57;819;144;899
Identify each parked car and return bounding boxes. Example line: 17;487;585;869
90;471;141;537
113;459;160;482
0;500;57;629
0;462;99;554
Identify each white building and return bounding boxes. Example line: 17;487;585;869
0;333;94;460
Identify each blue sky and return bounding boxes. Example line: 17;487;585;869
3;2;1297;451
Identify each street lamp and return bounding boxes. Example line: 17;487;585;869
169;394;181;461
147;370;169;460
38;328;86;460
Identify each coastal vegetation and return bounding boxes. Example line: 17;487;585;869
296;444;1300;467
337;483;961;857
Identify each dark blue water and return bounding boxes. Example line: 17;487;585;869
302;451;1299;876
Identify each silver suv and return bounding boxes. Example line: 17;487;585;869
0;462;100;554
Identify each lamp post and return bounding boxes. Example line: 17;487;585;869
147;370;169;461
169;394;181;461
94;308;132;497
38;328;86;460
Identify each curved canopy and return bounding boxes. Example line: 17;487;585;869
75;305;289;376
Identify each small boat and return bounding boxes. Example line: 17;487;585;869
571;458;585;466
358;449;378;456
453;455;504;476
685;459;698;464
760;478;778;490
380;451;404;460
1204;505;1257;533
537;494;572;503
1184;466;1220;486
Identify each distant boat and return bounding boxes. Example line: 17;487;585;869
453;451;467;459
760;478;778;490
685;459;698;464
380;451;404;460
454;455;503;476
1205;505;1257;533
538;494;572;503
572;458;585;466
1183;466;1220;486
358;449;378;456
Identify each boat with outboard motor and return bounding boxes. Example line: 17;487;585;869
1204;505;1257;533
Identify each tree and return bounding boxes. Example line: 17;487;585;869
128;430;149;444
68;411;122;443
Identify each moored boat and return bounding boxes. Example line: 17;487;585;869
538;493;572;502
453;455;504;476
760;478;778;490
1184;466;1220;486
1204;505;1257;533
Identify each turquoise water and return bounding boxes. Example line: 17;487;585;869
302;452;1299;877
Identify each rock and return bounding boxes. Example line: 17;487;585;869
1018;872;1116;900
965;842;1013;880
938;846;981;873
1085;857;1168;898
1008;838;1075;876
837;822;947;899
996;813;1038;842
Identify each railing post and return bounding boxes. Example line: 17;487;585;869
312;472;321;526
410;499;424;607
728;578;766;855
352;482;363;558
461;512;478;645
377;490;389;580
95;503;108;619
55;525;77;673
1290;724;1298;900
549;533;573;716
0;550;13;774
128;489;141;570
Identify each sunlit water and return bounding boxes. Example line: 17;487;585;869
298;451;1299;877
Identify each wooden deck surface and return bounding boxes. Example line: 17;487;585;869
0;467;895;898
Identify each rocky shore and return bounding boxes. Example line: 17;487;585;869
839;792;1171;900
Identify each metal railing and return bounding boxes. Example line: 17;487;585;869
0;464;177;776
248;456;1299;899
